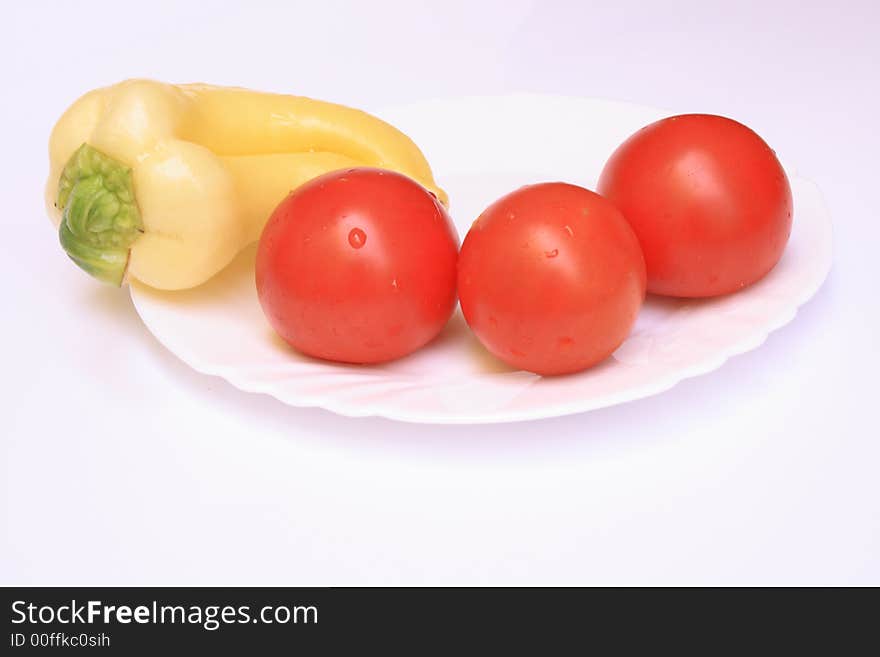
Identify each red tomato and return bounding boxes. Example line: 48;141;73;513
597;114;792;297
256;168;459;364
458;183;646;376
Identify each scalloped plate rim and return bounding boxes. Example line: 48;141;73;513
132;261;826;424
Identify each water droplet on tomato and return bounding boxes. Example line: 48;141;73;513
348;228;366;249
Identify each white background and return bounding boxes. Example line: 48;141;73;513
2;0;878;585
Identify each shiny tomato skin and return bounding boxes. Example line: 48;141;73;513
597;114;792;297
458;183;646;376
256;168;459;364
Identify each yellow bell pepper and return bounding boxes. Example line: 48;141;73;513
45;79;447;289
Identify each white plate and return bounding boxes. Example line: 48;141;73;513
130;95;833;424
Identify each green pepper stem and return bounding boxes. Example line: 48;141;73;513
56;144;143;286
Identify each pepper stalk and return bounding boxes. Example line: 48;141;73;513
56;144;143;286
